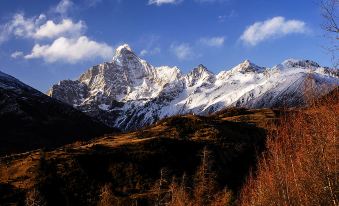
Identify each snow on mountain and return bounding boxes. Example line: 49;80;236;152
48;44;339;131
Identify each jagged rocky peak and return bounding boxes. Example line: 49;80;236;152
111;44;155;80
196;64;214;74
78;44;157;97
231;59;265;73
113;44;137;63
185;64;215;87
47;80;88;106
189;64;214;76
282;59;320;69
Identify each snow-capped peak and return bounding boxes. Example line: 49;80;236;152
48;49;339;131
281;59;320;69
112;44;139;64
231;59;265;74
116;44;133;53
110;44;155;79
194;64;213;75
185;64;215;87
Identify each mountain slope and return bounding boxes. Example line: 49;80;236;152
0;71;116;155
48;45;339;131
0;108;274;205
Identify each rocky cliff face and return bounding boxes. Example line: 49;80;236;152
48;45;339;131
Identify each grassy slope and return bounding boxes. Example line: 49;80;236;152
0;108;279;205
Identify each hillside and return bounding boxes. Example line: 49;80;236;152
0;108;278;205
0;71;117;155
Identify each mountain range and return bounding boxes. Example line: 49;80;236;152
48;44;339;131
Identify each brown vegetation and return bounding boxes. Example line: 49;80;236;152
0;108;270;205
149;147;233;206
239;89;339;206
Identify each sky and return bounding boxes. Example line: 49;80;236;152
0;0;334;92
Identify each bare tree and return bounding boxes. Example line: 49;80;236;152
153;168;169;206
321;0;339;34
97;183;118;206
321;0;339;67
25;189;46;206
193;147;216;206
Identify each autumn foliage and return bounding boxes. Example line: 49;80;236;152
239;89;339;206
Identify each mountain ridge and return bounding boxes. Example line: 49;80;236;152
0;71;116;155
48;44;339;131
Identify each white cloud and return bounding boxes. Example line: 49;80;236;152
170;43;193;60
0;14;34;44
218;15;227;23
199;36;225;47
140;47;161;57
140;49;148;56
0;25;10;44
35;14;47;25
218;10;237;22
0;14;86;41
34;19;86;39
25;36;114;63
11;51;23;58
6;13;37;39
148;0;182;6
139;34;161;57
240;16;307;46
55;0;73;15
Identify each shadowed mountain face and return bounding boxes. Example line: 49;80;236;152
48;45;339;131
0;108;277;206
0;71;117;155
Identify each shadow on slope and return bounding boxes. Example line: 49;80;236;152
0;108;279;205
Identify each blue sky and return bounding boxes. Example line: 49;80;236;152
0;0;332;92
